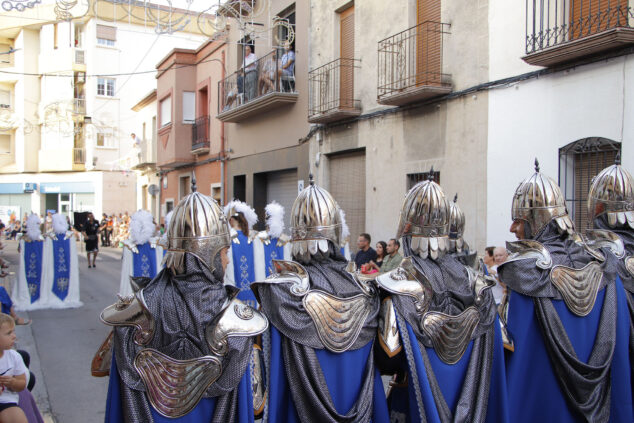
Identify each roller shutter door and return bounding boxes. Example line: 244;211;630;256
328;150;365;253
266;169;297;229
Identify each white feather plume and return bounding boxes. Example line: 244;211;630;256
340;208;350;241
26;213;42;241
224;200;258;229
129;210;156;245
164;211;174;231
265;202;285;239
52;213;68;234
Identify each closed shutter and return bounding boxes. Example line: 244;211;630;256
572;149;618;232
570;0;628;39
96;24;117;41
266;169;298;229
416;0;441;86
339;6;354;109
329;150;365;253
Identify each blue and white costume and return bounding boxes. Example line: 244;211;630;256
253;202;291;281
14;214;48;310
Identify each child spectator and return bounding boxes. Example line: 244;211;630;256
0;312;28;423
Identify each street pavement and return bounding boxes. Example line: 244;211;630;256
3;240;123;423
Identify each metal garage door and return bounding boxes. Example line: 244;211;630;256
266;169;297;229
328;150;365;253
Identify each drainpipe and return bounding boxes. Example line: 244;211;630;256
220;49;227;205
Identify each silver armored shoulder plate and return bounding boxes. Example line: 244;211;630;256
626;257;634;278
584;229;625;259
251;344;266;416
344;261;377;296
378;297;402;358
206;298;268;356
303;289;374;353
134;348;222;418
466;265;496;305
375;257;433;314
504;240;553;270
100;291;155;346
550;261;603;316
498;293;515;352
258;259;310;296
421;307;480;365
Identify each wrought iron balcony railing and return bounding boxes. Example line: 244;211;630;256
377;21;451;105
308;58;360;123
192;115;210;152
73;98;86;115
218;49;296;116
525;0;634;63
73;147;85;165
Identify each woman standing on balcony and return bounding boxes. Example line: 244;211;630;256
242;44;258;101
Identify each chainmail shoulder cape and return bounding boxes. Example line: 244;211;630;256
113;254;253;423
593;215;634;293
253;247;380;423
498;221;618;423
387;238;497;423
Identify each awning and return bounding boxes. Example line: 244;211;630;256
40;182;94;194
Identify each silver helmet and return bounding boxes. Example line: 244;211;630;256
396;170;450;259
511;159;574;238
163;179;231;274
289;175;344;261
448;194;467;253
587;154;634;229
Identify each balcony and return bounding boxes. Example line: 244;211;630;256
39;148;85;172
191;116;210;154
308;58;361;124
217;49;298;123
132;139;156;170
73;147;85;164
72;98;86;115
377;22;452;106
524;1;634;67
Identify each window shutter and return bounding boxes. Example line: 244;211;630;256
339;6;354;109
182;92;195;123
96;25;117;41
416;0;442;86
570;0;628;39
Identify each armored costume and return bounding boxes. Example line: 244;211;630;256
447;194;477;268
251;178;390;423
103;183;268;423
224;200;259;308
499;160;632;423
585;156;634;404
375;175;508;423
253;202;291;281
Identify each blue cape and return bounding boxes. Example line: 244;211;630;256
231;230;257;307
263;238;284;277
505;277;633;422
52;237;71;301
132;242;158;279
389;316;509;423
265;326;390;423
105;355;254;423
23;241;43;303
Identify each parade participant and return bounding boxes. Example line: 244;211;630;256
14;214;47;310
251;176;390;423
82;213;100;268
223;200;258;307
41;213;82;309
375;173;508;423
447;193;477;268
118;210;163;297
498;159;632;423
253;201;290;281
101;178;268;422
585;155;634;393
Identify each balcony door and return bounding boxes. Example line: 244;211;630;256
570;0;628;40
416;0;441;86
339;6;355;109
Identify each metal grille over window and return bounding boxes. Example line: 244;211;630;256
559;137;621;232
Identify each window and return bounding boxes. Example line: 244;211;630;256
182;91;195;123
407;171;440;190
97;78;115;97
275;4;295;47
96;128;115;148
0;134;10;154
96;24;116;47
160;96;172;127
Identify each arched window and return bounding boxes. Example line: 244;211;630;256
559;137;621;232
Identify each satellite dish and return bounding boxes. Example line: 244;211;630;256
148;184;159;196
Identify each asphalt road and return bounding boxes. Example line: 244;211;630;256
4;241;122;423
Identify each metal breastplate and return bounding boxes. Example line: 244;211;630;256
377;297;402;357
261;259;375;352
550;262;603;316
100;291;155;346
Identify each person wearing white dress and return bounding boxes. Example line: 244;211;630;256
118;210;163;297
14;214;47;310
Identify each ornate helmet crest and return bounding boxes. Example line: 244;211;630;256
265;201;285;239
511;159;574;238
163;177;231;274
587;154;634;229
289;175;344;260
396;169;450;259
448;194;466;253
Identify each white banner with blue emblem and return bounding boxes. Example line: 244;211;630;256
253;235;291;282
43;234;82;309
119;241;163;297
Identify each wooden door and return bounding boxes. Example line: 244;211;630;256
416;0;441;86
339;6;354;109
570;0;628;40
